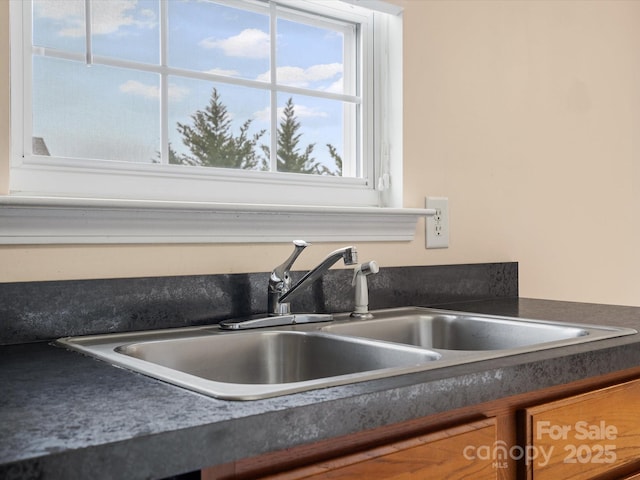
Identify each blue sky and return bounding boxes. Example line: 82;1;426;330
32;0;347;170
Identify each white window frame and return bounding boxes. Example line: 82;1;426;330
3;0;433;244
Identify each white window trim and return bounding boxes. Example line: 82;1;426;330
4;0;434;244
0;196;434;244
11;0;376;207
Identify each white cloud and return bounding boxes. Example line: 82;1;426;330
305;63;343;81
168;84;190;102
325;78;344;94
199;29;270;59
34;0;83;20
34;0;83;37
253;107;270;123
120;80;156;98
33;0;84;20
256;63;343;89
119;80;189;101
254;104;329;123
294;105;329;119
35;0;156;38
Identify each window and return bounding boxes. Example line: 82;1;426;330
10;0;403;209
4;0;422;244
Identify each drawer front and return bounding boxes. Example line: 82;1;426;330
266;418;498;480
524;377;640;480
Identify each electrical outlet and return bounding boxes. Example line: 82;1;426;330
426;197;449;249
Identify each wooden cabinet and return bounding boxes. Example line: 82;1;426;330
523;377;640;480
202;368;640;480
263;418;497;480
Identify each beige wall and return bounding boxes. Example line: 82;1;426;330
1;1;638;307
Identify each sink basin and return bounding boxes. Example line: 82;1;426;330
60;327;441;399
116;331;440;385
57;307;636;400
321;312;590;350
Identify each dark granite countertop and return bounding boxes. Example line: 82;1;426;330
2;298;640;479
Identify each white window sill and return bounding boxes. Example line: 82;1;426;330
0;196;435;244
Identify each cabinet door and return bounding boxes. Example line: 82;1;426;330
523;377;640;480
264;418;497;480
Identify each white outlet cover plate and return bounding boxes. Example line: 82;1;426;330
425;197;449;249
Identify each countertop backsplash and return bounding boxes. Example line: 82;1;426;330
0;262;517;345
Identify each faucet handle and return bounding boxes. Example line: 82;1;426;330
292;239;310;249
272;240;310;284
269;240;310;315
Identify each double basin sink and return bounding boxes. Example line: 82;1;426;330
57;307;636;400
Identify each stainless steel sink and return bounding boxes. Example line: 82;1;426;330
116;331;440;385
321;311;591;350
57;307;636;400
59;327;440;399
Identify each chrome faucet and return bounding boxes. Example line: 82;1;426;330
268;240;358;315
219;241;359;330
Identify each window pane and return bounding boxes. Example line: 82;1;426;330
169;0;270;82
276;16;345;94
92;0;160;64
33;0;160;64
33;0;86;53
28;0;366;194
276;93;345;176
32;56;159;163
167;77;270;171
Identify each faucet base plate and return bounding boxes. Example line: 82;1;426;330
219;313;333;330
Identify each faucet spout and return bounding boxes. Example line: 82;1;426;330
280;246;358;304
268;244;358;315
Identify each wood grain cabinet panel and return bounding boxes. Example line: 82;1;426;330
263;418;498;480
523;377;640;480
202;369;640;480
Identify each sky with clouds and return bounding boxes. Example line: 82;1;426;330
32;0;349;170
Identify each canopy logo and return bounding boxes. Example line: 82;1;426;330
463;420;618;469
463;441;552;469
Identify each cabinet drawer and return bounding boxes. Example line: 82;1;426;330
523;377;640;479
265;418;497;480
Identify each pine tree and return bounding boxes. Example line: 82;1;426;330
153;142;179;164
174;88;266;170
167;142;179;165
276;98;322;174
325;143;343;176
173;91;341;176
260;98;341;176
